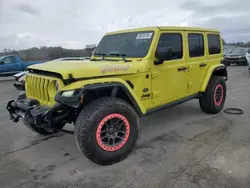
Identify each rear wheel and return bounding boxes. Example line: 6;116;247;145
74;97;139;165
199;76;226;114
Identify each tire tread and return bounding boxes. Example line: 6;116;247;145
199;76;226;114
74;97;139;165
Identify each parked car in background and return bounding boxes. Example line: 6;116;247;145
0;55;45;77
246;49;250;64
224;48;248;66
222;48;232;68
223;49;231;58
246;49;250;74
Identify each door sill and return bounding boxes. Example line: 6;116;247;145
145;93;200;116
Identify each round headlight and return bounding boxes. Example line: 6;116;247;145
61;90;75;97
18;75;26;82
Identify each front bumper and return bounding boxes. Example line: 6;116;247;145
6;92;71;128
225;58;246;63
13;81;25;91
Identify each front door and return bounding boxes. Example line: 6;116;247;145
0;56;20;76
151;32;188;108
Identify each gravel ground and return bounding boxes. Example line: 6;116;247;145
0;66;250;188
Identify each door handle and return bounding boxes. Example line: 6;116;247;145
199;63;207;67
178;67;188;71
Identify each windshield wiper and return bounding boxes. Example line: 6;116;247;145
108;53;131;63
91;53;119;62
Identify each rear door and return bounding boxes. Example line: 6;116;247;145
186;32;206;95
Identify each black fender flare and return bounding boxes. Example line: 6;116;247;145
212;65;228;81
83;82;144;116
55;82;144;117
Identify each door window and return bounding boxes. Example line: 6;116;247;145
207;34;221;55
188;34;204;58
155;33;183;61
3;56;17;64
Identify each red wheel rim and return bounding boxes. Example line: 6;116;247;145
214;84;224;106
96;114;130;152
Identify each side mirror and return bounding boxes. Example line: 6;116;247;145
154;47;172;65
0;61;4;65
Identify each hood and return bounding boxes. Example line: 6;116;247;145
228;49;247;56
28;59;147;80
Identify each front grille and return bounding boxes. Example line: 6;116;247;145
25;73;64;106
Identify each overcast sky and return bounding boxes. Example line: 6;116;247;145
0;0;249;50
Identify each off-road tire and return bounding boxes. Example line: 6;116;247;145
23;119;64;135
199;76;226;114
74;97;139;165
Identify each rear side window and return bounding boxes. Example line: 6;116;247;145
188;34;204;58
208;34;221;55
155;33;183;61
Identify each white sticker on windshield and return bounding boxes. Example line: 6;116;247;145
136;33;152;40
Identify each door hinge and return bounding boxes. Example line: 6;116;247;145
151;72;159;79
188;65;193;71
187;82;193;92
152;91;159;98
188;82;192;88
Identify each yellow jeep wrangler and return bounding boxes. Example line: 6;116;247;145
7;26;227;165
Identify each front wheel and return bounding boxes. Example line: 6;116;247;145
74;97;139;165
199;76;226;114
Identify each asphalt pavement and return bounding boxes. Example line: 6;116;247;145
0;66;250;188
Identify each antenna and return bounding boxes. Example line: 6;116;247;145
179;13;193;25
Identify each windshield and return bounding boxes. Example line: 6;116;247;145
0;56;7;61
94;31;154;58
234;48;246;55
